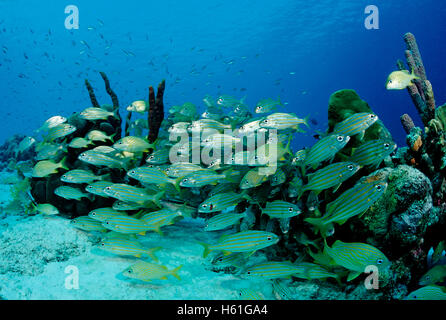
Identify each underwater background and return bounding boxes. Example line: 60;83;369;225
0;0;446;300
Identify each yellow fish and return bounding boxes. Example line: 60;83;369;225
386;69;420;90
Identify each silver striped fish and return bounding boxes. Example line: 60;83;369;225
325;240;390;281
301;162;361;195
112;200;144;211
243;261;306;279
305;181;387;236
70;216;107;232
199;230;279;258
259;113;308;131
406;285;446;300
350;139;397;168
127;166;179;191
102;215;158;235
332;113;378;139
261;200;302;219
304;134;350;169
199;191;250;213
204;212;246;231
103;184;164;207
88;207;126;222
99;238;161;260
85;181;114;197
61;169;106;184
54;186;91;201
45;123;77;141
78;150;126;168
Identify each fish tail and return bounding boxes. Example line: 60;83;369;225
59;156;69;171
303;115;310;128
148;246;162;262
410;68;421;80
198;242;211;258
170;265;182;280
172;177;183;193
153;191;165;207
99;173;112;181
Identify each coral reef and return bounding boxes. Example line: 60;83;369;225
1;32;444;300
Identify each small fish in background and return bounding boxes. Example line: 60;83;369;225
71;216;108;232
80;107;118;121
199;230;279;258
237;289;265;300
427;241;446;268
122;261;182;282
60;169;108;184
32;203;59;216
88;207;125;222
255;97;283;114
243;261;306;280
44;123;77;141
68;137;94;149
86;130;115;143
386;69;420;90
54;186;92;201
419;265;446;286
85;181;114;198
32;158;68;178
259;112;309;131
203;212;246;231
406;285;446;300
113;136;154;153
99;238;161;261
272;280;295;300
16;136;36;155
126;100;148;113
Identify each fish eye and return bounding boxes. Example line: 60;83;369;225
247;271;251;275
384;143;390;149
100;242;105;246
91;212;96;216
375;185;383;191
389;80;392;83
288;208;293;212
202;204;207;208
425;276;430;280
377;259;384;265
370;114;375;119
183;178;188;182
267;236;272;240
127;269;133;274
218;258;223;262
347;165;354;170
337;136;344;142
105;187;111;190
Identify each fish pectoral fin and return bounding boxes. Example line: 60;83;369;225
160;276;168;280
357;130;365;141
135;254;142;258
347;271;362;282
332;183;342;193
138;231;146;236
222;251;232;256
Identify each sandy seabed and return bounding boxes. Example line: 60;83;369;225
0;172;273;300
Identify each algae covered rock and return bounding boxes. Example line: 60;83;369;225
356;165;440;250
328;89;392;144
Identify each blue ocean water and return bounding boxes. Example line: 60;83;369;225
1;0;445;149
